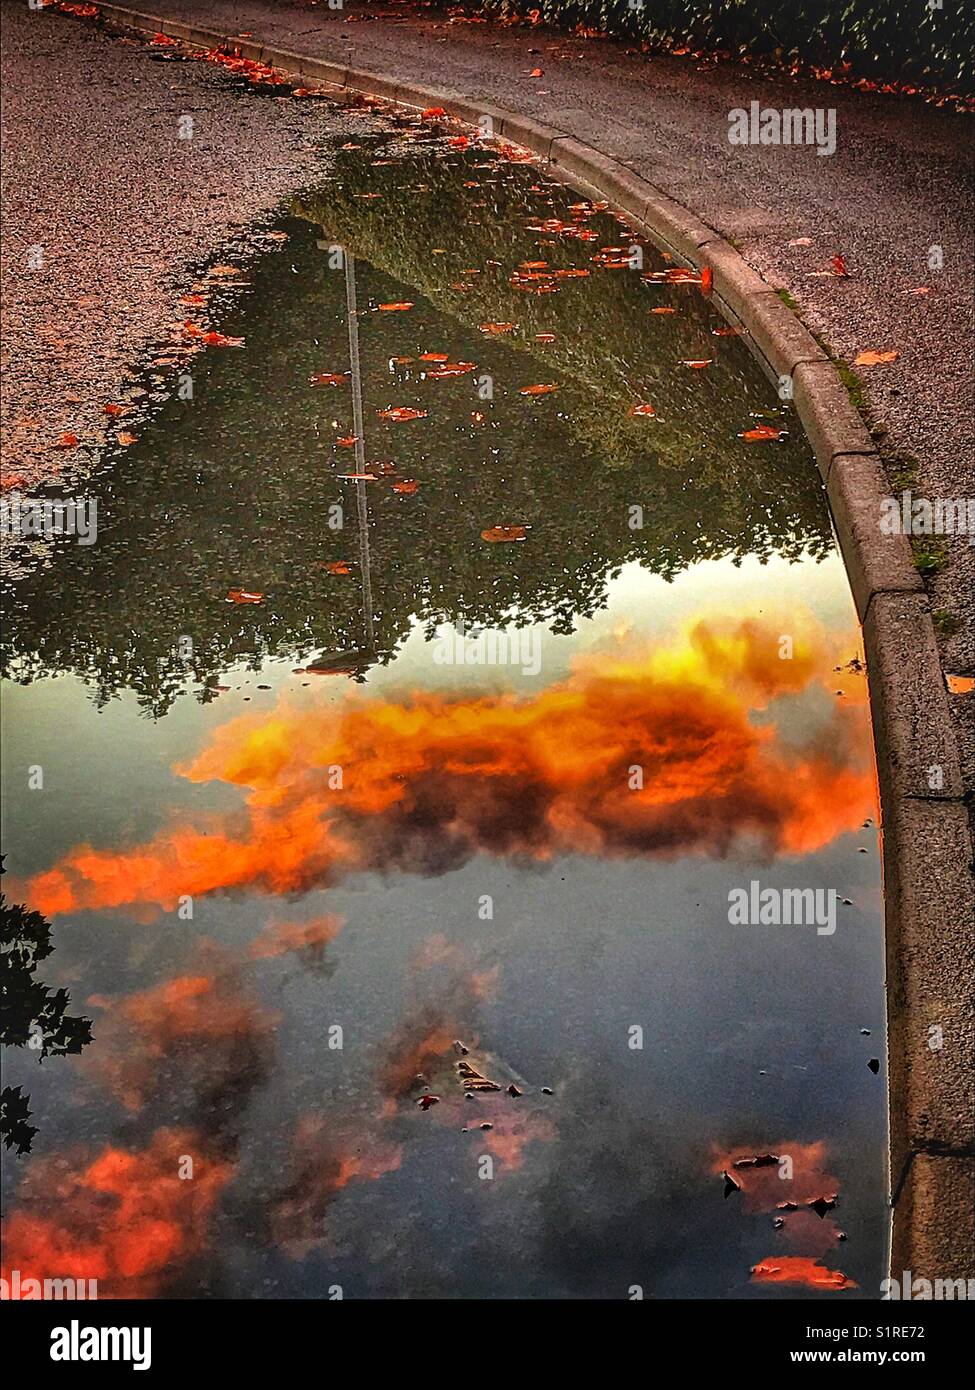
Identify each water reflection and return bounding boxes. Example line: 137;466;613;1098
0;115;884;1300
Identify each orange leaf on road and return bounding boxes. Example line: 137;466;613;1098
853;349;899;366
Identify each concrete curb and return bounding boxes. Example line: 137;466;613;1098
71;2;975;1282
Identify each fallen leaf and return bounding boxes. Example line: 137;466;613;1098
479;322;517;334
309;372;349;386
226;589;263;604
629;404;656;417
102;403;127;416
482;525;528;543
378;302;414;312
392;479;420;494
55;431;79;448
203;331;244;347
681;359;713;369
831;254;850;277
853;349;899;366
378;407;428;422
700;265;713;296
788;237;814;247
180;293;208;307
117;431;138;446
426;362;475;378
323;561;351;575
535;332;557;342
650;307;676;315
421;107;447;118
739;424;786;441
419;352;449;362
336;436;359;447
520;383;558;396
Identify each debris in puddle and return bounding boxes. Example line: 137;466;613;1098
867;1058;880;1073
722;1170;742;1198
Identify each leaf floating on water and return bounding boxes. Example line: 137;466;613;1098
479;322;517;334
266;231;289;243
650;307;676;315
535;332;556;342
117;431;138;446
426;362;475;378
309;372;349;386
853;349;899;366
103;403;127;416
55;431;79;448
203;331;244;347
378;302;414;312
209;265;242;278
681;359;713;369
378;407;428;422
421;107;447;118
226;589;263;604
392;479;420;495
419;352;449;362
629;403;656;418
482;525;528;543
739;424;787;442
831;254;850;277
712;325;744;336
336;436;360;447
323;561;351;575
520;383;558;396
180;293;207;307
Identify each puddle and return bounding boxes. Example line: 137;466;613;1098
0;115;886;1300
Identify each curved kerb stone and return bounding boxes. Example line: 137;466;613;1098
72;2;975;1286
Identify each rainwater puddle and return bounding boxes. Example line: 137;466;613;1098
0;115;886;1299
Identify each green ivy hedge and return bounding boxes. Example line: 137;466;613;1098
478;0;973;94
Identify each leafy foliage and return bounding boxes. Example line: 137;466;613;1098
0;886;93;1153
479;0;974;94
